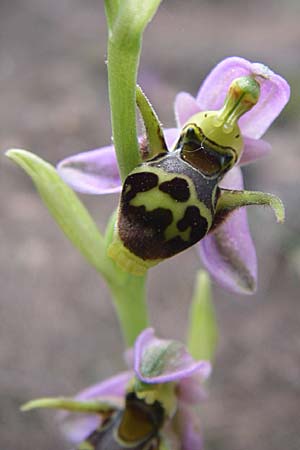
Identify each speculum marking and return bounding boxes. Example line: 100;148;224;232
177;206;208;242
124;172;159;202
159;177;190;202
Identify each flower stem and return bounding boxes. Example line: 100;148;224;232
105;0;162;181
107;36;141;181
108;275;149;347
103;1;162;345
104;211;149;347
104;0;120;33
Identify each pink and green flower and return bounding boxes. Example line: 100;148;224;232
22;328;211;450
57;57;290;294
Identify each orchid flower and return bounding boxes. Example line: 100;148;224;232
22;328;211;450
57;57;290;294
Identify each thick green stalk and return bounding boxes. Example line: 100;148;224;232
105;0;162;181
108;275;148;346
106;35;141;181
103;1;162;345
104;210;149;346
104;0;120;33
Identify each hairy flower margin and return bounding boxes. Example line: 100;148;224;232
57;57;290;294
24;329;211;450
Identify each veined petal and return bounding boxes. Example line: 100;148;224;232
239;136;272;166
196;56;290;139
174;92;202;127
57;145;122;194
134;328;211;384
60;371;132;443
198;167;257;295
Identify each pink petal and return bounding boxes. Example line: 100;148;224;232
238;63;290;139
134;328;211;384
196;56;290;139
177;405;203;450
57;145;122;195
174;92;202;127
61;414;101;445
218;165;244;191
75;371;132;400
178;374;208;405
198;167;257;295
60;371;132;444
158;406;204;450
196;57;254;110
57;128;180;196
239;136;272;166
164;127;181;150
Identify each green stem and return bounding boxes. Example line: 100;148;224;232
104;0;162;344
106;35;141;181
104;0;120;32
108;274;149;347
104;211;149;347
104;31;146;340
105;0;162;181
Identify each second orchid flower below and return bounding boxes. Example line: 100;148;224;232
58;57;289;294
22;328;211;450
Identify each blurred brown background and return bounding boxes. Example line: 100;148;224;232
1;0;299;449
